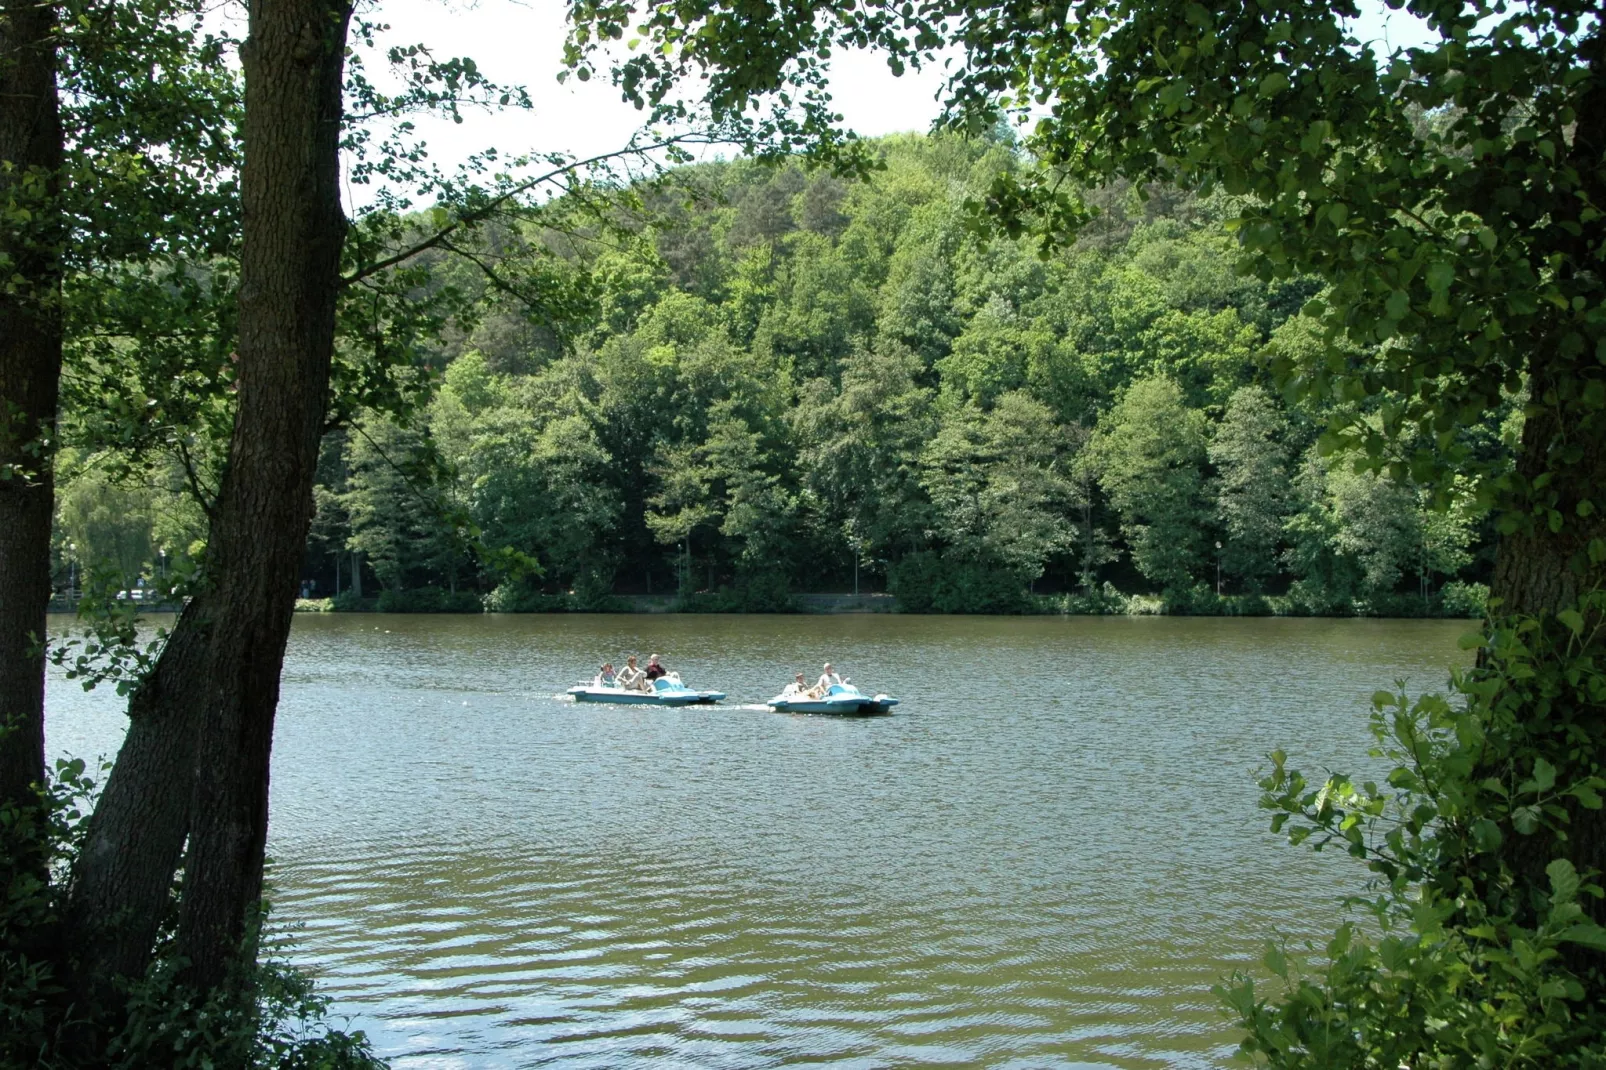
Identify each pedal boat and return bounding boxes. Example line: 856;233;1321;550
766;683;899;716
567;674;725;706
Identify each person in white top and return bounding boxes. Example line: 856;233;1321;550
616;655;647;691
815;663;843;694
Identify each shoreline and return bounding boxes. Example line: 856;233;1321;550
45;591;1483;620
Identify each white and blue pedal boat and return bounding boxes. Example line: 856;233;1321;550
567;674;725;707
766;683;899;716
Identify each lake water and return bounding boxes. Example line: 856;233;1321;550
45;613;1472;1068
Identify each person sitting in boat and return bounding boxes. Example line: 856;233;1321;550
781;672;808;697
616;655;648;691
644;654;667;682
814;663;843;696
595;662;617;688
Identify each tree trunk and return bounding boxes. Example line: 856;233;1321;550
66;0;352;999
1486;365;1606;900
174;0;351;989
67;617;212;993
0;0;63;818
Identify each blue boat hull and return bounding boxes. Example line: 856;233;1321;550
766;686;899;716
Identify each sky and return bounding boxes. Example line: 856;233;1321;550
341;0;1443;207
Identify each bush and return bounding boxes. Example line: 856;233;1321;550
1160;586;1276;616
294;598;334;613
1030;582;1127;615
887;553;1030;614
1438;580;1489;618
329;591;372;612
0;755;386;1070
1222;596;1606;1067
483;579;629;612
677;572;796;613
374;586;482;613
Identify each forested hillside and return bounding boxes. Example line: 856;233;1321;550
55;134;1504;614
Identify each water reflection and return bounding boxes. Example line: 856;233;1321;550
46;613;1471;1068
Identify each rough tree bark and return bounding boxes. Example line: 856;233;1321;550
174;0;351;987
0;0;63;815
67;0;353;998
1485;24;1606;918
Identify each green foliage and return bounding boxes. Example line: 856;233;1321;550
46;558;196;697
887;552;1030;614
920;392;1074;586
374;586;481;614
0;756;97;1067
1210;386;1291;593
1225;594;1606;1066
676;572;797;613
60;136;1502;614
482;578;628;613
0;758;383;1070
1088;377;1211;594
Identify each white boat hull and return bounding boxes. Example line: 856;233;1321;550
567;684;725;706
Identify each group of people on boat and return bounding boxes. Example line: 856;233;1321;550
594;653;670;691
592;656;849;698
780;662;846;700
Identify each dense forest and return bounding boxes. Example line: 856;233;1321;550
52;133;1504;615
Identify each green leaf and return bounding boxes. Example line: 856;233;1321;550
1557;609;1585;635
1531;758;1557;794
1425;261;1453;293
1513;805;1542;834
1548;858;1580;903
1257;72;1289;97
1559;923;1606;952
1385;290;1409;320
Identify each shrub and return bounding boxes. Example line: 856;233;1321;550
329;591;371;612
0;755;386;1069
374;586;482;613
1030;583;1127;615
1161;585;1274;616
483;579;629;612
677;572;797;613
1222;596;1606;1066
294;598;334;613
887;553;1030;614
1437;580;1489;618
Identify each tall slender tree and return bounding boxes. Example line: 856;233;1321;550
66;0;354;998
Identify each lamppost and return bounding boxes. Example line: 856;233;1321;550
67;542;77;602
1215;540;1223;597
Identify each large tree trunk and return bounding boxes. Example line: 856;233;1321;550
1487;363;1606;921
66;0;352;998
0;0;63;818
174;0;351;988
67;620;213;990
1485;26;1606;918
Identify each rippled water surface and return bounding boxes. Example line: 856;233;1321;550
47;613;1472;1067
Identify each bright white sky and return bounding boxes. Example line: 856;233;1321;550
337;0;1441;206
